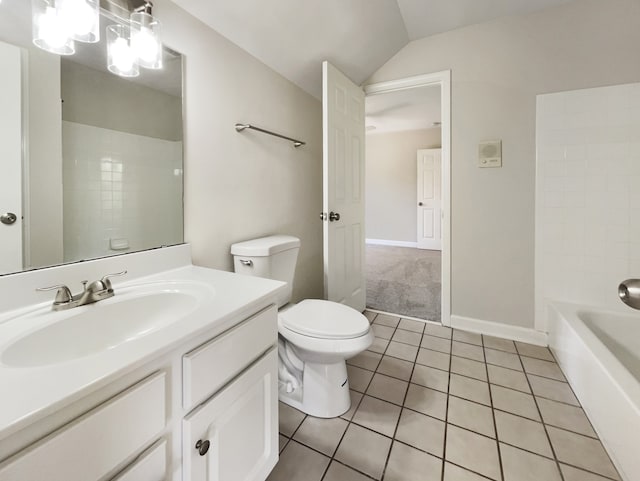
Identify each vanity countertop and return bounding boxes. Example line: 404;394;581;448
0;265;286;441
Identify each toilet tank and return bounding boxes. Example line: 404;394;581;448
230;235;300;307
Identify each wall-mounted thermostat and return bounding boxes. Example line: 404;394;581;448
478;140;502;168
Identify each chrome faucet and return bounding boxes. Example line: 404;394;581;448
618;279;640;310
36;271;127;311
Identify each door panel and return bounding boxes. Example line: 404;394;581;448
322;61;365;311
417;149;442;250
0;41;23;274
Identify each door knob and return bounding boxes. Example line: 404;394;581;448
195;439;210;456
0;213;17;225
329;211;341;222
418;202;423;206
319;212;327;221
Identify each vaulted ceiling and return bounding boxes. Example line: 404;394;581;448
171;0;573;98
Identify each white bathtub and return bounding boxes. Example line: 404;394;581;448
549;302;640;481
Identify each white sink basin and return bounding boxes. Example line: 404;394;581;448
1;282;212;368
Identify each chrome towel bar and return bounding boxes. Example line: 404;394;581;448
235;123;305;148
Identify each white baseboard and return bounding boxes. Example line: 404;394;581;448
450;315;548;346
366;238;418;248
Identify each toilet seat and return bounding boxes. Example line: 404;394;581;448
279;299;370;340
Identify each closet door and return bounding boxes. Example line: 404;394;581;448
183;348;278;481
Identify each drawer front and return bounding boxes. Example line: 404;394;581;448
183;348;278;481
183;304;277;409
111;439;166;481
0;372;166;481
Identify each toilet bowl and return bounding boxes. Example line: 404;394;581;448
231;235;373;418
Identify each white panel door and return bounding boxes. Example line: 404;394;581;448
0;41;23;274
417;149;442;250
322;61;366;311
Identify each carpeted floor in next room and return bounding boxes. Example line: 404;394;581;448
366;245;441;322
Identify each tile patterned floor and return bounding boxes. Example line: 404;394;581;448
268;311;622;481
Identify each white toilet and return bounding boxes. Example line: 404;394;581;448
231;235;373;418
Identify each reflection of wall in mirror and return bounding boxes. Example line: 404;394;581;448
60;60;183;261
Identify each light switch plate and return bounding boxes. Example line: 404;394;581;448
478;140;502;168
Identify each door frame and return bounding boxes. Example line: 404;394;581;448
364;70;452;327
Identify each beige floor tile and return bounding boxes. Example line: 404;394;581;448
450;356;488;381
377;355;414;381
515;342;555;361
443;462;488;480
374;313;401;327
385;441;442;481
347;350;382;371
398;318;426;333
521;356;566;381
412;364;450;392
547;426;620;479
392;328;423;347
369;337;390;354
323;461;371;481
267;440;329;481
449;373;491;405
560;463;618;481
279;434;288;453
422;334;452;353
386;341;419;362
537;398;596;437
372;324;395;339
528;375;579;405
452;341;485;362
352;395;402;437
395;409;445;457
445;425;501;480
404;383;448;420
484;348;523;371
483;335;517;353
495;411;553;457
424;323;453;339
416;347;451;371
334;424;392;480
340;390;363;421
366;373;409;405
278;402;305;436
347;365;375;393
453;330;483;346
491;384;540;421
293;416;348;456
500;443;562;481
447;396;495;438
363;310;377;323
487;364;531;393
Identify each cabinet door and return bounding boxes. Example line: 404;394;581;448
183;348;278;481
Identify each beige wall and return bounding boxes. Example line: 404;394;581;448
27;47;63;270
156;0;323;302
366;0;640;328
366;128;441;242
61;60;183;141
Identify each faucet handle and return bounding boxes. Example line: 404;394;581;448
100;270;128;291
36;284;73;304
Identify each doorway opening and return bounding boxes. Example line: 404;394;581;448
363;72;451;326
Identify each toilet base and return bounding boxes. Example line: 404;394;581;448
279;360;351;418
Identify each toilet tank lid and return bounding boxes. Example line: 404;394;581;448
231;235;300;256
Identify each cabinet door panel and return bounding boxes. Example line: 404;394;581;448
184;348;278;481
111;439;166;481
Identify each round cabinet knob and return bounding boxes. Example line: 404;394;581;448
418;202;423;206
329;211;341;222
195;439;211;456
319;212;327;221
0;213;17;225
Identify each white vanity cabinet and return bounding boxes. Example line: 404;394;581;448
183;349;278;481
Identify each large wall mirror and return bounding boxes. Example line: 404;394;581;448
0;0;184;276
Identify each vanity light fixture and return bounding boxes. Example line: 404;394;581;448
130;2;162;70
107;24;139;77
57;0;100;43
31;0;76;55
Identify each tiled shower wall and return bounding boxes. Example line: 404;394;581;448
62;121;183;262
535;83;640;329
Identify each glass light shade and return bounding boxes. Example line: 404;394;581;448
57;0;100;43
107;25;139;78
130;11;162;69
31;0;75;55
